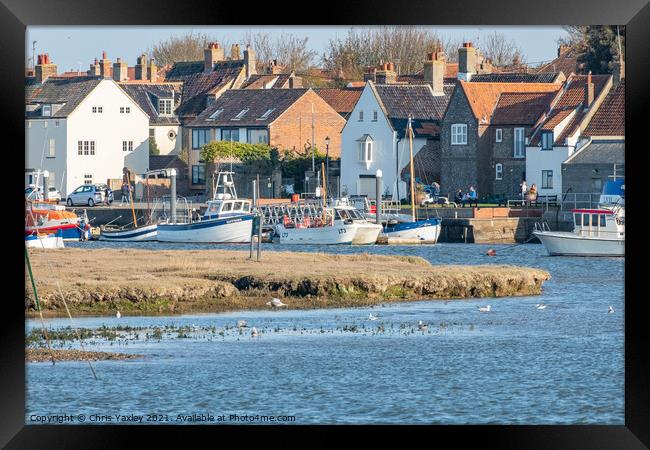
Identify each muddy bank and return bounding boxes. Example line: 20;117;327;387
26;348;142;362
25;248;550;317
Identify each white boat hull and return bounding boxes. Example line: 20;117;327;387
350;222;382;244
25;234;64;249
157;215;254;243
533;231;624;256
100;223;158;241
275;223;356;245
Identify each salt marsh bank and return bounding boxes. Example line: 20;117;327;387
26;243;623;424
25;247;549;316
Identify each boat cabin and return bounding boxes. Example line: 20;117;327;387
571;209;624;238
203;198;252;219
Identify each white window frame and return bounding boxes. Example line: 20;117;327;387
232;108;249;121
372;111;378;121
542;170;553;189
451;124;468;145
120;107;125;114
495;163;503;180
358;140;372;162
42;104;51;117
514;127;525;158
359;110;364;121
158;99;173;116
125;106;130;114
495;128;503;143
123;140;134;152
541;131;554;150
84;174;93;185
48;138;55;158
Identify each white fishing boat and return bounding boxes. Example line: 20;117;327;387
157;171;254;243
274;209;357;245
533;180;624;257
331;200;382;244
25;230;65;249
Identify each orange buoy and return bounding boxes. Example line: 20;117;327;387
486;249;497;256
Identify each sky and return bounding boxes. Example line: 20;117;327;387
26;26;569;73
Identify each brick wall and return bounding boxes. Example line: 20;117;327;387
269;90;345;157
440;87;479;198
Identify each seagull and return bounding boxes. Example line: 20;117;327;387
116;311;121;319
478;305;491;312
251;327;259;338
608;306;614;314
368;313;378;321
536;304;547;310
237;320;248;328
418;320;428;331
266;298;287;309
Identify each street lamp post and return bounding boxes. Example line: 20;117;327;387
325;136;330;197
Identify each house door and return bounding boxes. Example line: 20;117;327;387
358;176;377;198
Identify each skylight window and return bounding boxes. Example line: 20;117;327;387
231;108;249;121
257;108;275;120
209;108;224;119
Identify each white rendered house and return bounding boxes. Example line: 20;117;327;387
26;76;150;196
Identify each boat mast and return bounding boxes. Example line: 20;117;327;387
408;115;416;222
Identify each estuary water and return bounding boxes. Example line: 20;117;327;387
26;243;624;424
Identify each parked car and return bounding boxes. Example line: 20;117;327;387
66;184;112;207
47;186;62;202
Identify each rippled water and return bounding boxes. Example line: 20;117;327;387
26;242;624;424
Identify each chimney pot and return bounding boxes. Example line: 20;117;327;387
102;51;107;59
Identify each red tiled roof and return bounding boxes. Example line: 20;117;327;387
314;87;363;117
491;91;558;125
535;48;580;76
584;79;625;136
459;81;561;124
347;81;366;88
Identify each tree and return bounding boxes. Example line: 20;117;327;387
148;32;231;67
149;136;160;155
481;31;525;67
242;31;317;74
322;26;445;80
559;26;625;74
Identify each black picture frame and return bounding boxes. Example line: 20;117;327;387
2;0;646;447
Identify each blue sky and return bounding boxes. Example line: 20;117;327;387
26;26;569;73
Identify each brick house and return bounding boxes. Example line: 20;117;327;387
185;88;345;191
562;78;625;195
526;73;612;196
440;81;561;199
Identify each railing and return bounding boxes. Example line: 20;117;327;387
558;193;602;211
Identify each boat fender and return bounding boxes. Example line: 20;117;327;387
486;249;497;256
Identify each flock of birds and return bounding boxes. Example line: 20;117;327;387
112;299;617;337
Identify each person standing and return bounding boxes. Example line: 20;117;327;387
104;186;111;206
520;180;528;202
120;183;129;205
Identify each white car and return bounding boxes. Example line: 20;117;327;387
47;186;62;202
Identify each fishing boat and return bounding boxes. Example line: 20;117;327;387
157;171;254;243
533;180;624;257
331;200;382;244
274;207;358;245
25;230;65;249
25;200;90;241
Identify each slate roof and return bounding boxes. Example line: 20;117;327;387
458;81;561;125
313;87;363;118
164;60;246;118
25;76;103;118
529;74;611;145
564;140;625;164
400;142;441;184
120;83;181;125
187;88;310;127
535;48;580;75
491;91;558;125
583;79;625;137
469;72;562;83
149;155;187;171
240;73;293;89
372;83;454;137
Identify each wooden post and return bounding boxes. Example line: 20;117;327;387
250;180;256;259
408;116;416;222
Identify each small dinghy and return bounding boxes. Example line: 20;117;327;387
25;230;64;249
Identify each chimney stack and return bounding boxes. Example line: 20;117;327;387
585;71;594;108
113;57;128;82
204;42;224;73
558;44;571;57
424;50;446;95
363;66;376;83
244;44;256;78
231;43;241;60
458;42;477;81
147;58;157;81
375;61;396;84
135;54;147;80
35;53;57;83
612;60;625;85
99;51;112;79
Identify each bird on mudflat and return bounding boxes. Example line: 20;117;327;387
536;304;547;310
608;306;614;314
418;320;428;331
266;298;287;309
251;327;259;338
478;305;491;312
237;320;248;328
368;313;378;321
116;311;121;319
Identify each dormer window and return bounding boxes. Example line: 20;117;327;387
356;134;373;163
209;108;224;119
257;108;275;120
158;99;173;116
541;131;554;150
232;108;249;121
42;104;51;117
